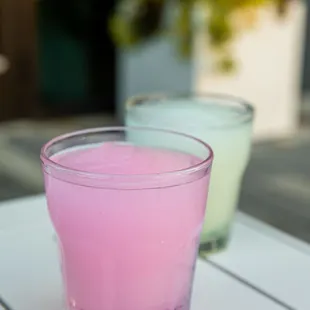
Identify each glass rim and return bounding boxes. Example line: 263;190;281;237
40;126;213;181
127;92;254;128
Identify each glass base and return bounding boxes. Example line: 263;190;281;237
198;234;229;258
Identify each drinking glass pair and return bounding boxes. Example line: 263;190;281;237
41;94;254;310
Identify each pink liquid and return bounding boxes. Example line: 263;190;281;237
44;143;211;310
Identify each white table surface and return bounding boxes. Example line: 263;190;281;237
0;195;309;310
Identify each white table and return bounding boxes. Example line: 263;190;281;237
0;195;309;310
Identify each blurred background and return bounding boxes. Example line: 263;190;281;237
0;0;310;242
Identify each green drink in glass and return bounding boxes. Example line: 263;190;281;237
126;94;254;256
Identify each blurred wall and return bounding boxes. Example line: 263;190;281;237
38;4;89;109
302;0;310;92
37;0;116;115
116;37;192;121
0;0;37;121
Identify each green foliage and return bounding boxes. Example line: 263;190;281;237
109;0;165;48
109;0;292;73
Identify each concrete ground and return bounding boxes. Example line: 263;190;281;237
239;130;310;243
0;116;309;244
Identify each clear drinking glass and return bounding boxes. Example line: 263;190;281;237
126;95;254;256
41;127;213;310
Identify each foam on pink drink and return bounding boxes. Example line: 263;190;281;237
44;142;211;310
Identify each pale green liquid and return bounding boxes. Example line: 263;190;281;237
126;100;253;249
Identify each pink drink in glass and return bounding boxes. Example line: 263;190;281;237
41;127;213;310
